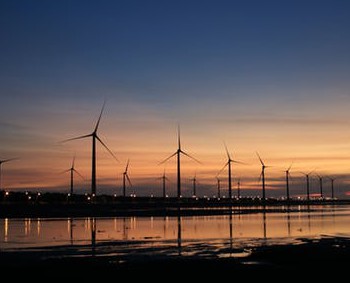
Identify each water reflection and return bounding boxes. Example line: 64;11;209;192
91;218;96;255
4;218;8;242
177;213;182;255
229;210;233;251
1;205;350;251
262;211;267;239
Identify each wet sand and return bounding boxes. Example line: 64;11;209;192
1;236;349;277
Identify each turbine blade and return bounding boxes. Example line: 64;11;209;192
232;159;245;165
125;159;130;173
72;155;76;168
216;162;228;177
61;134;92;143
94;100;106;132
126;174;132;187
159;152;177;165
180;150;201;164
0;158;18;164
258;172;263;184
287;162;293;172
96;135;118;162
256;152;265;166
73;169;85;180
59;169;71;174
223;142;231;160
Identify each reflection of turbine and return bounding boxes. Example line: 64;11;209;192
284;163;293;201
62;156;84;195
217;144;243;199
229;210;233;252
177;211;182;256
299;171;313;201
262;211;267;239
62;102;118;196
257;153;271;200
0;158;17;191
122;160;132;197
91;218;96;255
287;211;291;236
68;218;74;245
160;126;200;199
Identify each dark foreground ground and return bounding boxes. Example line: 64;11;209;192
1;237;350;278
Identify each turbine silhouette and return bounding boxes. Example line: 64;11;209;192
0;158;17;191
216;177;221;199
316;174;323;199
257;152;271;201
217;143;243;199
62;156;84;195
122;159;132;197
328;177;336;199
190;172;197;197
285;163;293;201
62;102;118;196
299;170;314;201
159;126;200;199
237;178;241;199
157;170;170;198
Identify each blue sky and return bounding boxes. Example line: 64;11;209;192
1;0;350;197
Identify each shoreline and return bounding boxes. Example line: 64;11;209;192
0;199;347;218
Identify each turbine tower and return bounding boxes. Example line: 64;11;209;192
285;163;293;201
257;152;270;201
317;174;323;199
217;144;243;199
62;156;84;195
328;177;336;199
157;170;170;198
237;179;241;199
300;171;313;201
122;160;132;197
216;177;221;198
0;158;17;191
191;173;197;197
160;126;200;199
63;102;118;196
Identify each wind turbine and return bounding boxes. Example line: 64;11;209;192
237;178;241;199
0;158;17;191
62;156;84;195
216;177;221;199
285;163;293;201
122;160;132;197
190;173;197;197
299;170;313;201
159;126;200;199
328;177;336;199
62;102;118;196
157;170;170;198
257;152;271;201
217;144;243;199
316;174;323;199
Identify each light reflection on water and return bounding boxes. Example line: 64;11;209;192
0;205;349;253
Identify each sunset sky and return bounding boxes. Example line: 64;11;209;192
1;0;350;198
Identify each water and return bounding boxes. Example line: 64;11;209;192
1;205;349;260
